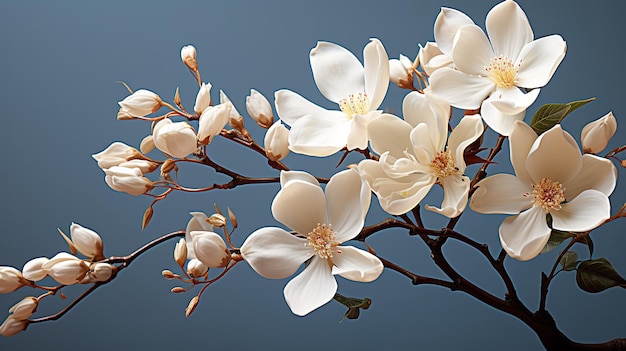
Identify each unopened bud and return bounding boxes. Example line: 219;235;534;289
161;159;177;175
246;89;274;129
174;87;182;107
186;259;208;278
70;223;104;260
42;253;89;286
418;42;451;76
22;257;49;282
185;296;199;317
9;296;38;320
0;316;28;337
118;89;163;117
152;118;198;158
92;142;137;170
207;213;226;228
83;263;114;283
227;208;238;229
140;135;155;154
171;287;186;294
581;112;617;154
192;231;231;268
621;160;626;168
181;45;198;71
162;270;178;279
198;103;230;145
0;267;25;294
194;82;212;115
389;54;414;89
117;108;134;120
174;238;188;268
264;121;290;161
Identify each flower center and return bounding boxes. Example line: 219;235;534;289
528;178;565;213
485;55;519;88
429;150;458;178
339;93;370;119
306;223;338;259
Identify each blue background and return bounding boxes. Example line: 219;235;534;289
0;1;624;350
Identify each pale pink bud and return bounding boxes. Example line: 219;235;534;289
92;142;137;169
389;54;414;89
0;316;28;337
22;257;49;282
197;103;230;145
104;166;154;196
118;89;162;117
581;112;617;154
264;121;289;161
418;42;451;75
246;89;274;128
70;223;104;260
174;238;187;268
9;297;38;320
186;258;208;278
192;231;231;268
194;82;212;115
153;118;198;158
42;253;89;285
181;45;198;71
0;267;25;294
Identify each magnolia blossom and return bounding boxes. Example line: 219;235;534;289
184;212;214;259
430;0;566;136
470;122;616;260
240;169;383;316
181;45;198;71
9;297;38;320
22;257;49;282
0;267;25;294
191;231;231;268
358;92;483;217
153;118;198;158
197;102;230;145
0;316;28;337
92;142;137;169
174;238;187;267
104;166;154;195
581;112;617;154
389;54;414;89
70;223;104;260
274;38;389;156
194;82;212;115
80;263;114;284
186;259;208;278
42;253;89;285
246;89;274;129
118;89;162;117
220;90;244;130
264;121;290;161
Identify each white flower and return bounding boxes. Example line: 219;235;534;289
9;297;38;320
152;118;198;158
118;89;162;117
197;103;230;145
274;38;389;156
358;92;483;217
80;263;114;283
470;122;617;260
181;45;198;70
22;257;49;282
70;223;104;260
104;166;154;195
418;42;452;76
430;0;566;136
184;212;214;259
0;267;25;294
0;316;28;337
246;89;274;129
240;169;382;316
92;142;137;169
42;253;89;285
191;231;231;268
581;112;617;154
186;258;208;278
264;121;290;161
174;238;187;268
389;54;414;89
220;90;244;127
194;82;212;115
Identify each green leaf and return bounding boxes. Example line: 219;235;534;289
333;293;372;322
559;251;579;271
576;258;626;293
540;230;575;254
580;235;594;257
530;97;595;135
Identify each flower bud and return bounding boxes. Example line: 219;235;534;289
81;263;114;283
194;82;212;115
104;166;154;196
220;90;246;133
9;297;38;320
0;316;28;337
0;267;25;294
174;238;187;268
192;231;231;268
246;89;274;128
264;121;290;161
118;89;162;117
140;135;155;154
70;223;104;260
181;45;198;71
185;296;199;317
117;108;134;120
186;258;208;278
42;253;89;285
118;159;159;174
418;42;451;76
22;257;49;282
153;118;198;158
185;212;214;258
161;270;178;279
207;213;226;228
389;54;414;89
581;112;617;154
197;103;230;145
92;142;137;169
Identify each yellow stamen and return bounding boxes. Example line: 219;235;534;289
485;55;519;88
306;223;338;259
527;178;565;213
339;93;370;118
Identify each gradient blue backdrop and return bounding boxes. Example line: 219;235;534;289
0;1;624;350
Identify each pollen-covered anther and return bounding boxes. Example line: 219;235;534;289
306;223;338;259
339;92;370;118
429;150;458;178
485;55;519;88
530;178;565;212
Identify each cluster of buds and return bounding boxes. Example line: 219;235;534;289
92;142;157;196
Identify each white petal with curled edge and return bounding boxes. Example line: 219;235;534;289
515;35;566;88
485;0;533;59
551;190;610;232
283;256;337;316
447;114;483;172
326;169;369;243
471;174;532;215
526;125;582;185
452;24;494;76
488;87;540;115
480;98;526;137
272;178;326;236
434;7;475;57
368;114;413;158
499;206;551;261
185;212;213;258
287;111;351;157
310;41;364;104
564;154;617;199
508;121;537;184
430;68;495;110
274;89;329;127
363;38;389;110
425;175;471;218
240;227;312;279
279;170;320;189
331;246;383;282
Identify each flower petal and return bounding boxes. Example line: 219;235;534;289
310;41;364;104
331;246;383;282
240;227;312;279
402;91;449;133
508;120;537;184
274;89;329;127
487;87;539;115
499;206;551;261
448;114;483;171
515;35;566;88
272;178;326;236
430;68;495;110
471;174;532;214
326;169;370;243
551;190;610;232
287;111;351;157
485;0;533;59
283;257;337;316
526;125;582;184
425;175;471;218
564;154;617;199
280;170;320;189
434;7;475;57
368;113;413;158
452;24;494;76
480;98;526;137
363;38;389;110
